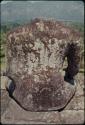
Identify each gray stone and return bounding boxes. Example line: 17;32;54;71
60;110;84;124
1;90;11;116
76;73;84;89
1;83;84;124
65;81;84;110
65;95;84;110
1;76;10;90
6;73;76;111
6;18;82;111
1;99;61;124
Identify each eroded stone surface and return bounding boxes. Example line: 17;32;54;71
11;73;76;111
1;72;84;124
76;73;84;89
65;78;84;110
5;18;82;111
1;91;84;124
65;95;84;110
1;90;11;116
1;76;12;90
60;110;84;124
1;98;61;124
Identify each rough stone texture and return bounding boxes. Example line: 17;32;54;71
1;76;10;90
1;97;61;124
7;73;76;111
76;73;84;90
1;90;11;116
60;110;84;124
1;73;84;124
5;18;82;111
64;78;84;110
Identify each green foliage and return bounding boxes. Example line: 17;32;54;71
0;31;6;58
1;23;21;33
64;21;84;33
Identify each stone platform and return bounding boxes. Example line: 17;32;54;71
1;73;84;124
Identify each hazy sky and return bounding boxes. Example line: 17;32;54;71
1;1;84;24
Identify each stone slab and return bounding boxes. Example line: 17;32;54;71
60;110;84;124
1;98;61;124
1;90;11;116
1;72;84;124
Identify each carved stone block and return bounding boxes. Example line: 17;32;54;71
6;18;81;111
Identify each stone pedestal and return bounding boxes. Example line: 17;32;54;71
6;19;81;111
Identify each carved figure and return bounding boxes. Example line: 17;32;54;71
6;18;82;111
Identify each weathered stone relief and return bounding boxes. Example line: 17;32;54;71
5;18;82;111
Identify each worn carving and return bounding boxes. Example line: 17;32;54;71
6;18;82;111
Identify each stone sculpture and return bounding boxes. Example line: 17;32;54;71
5;18;82;111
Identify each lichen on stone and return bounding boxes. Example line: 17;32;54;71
6;18;82;111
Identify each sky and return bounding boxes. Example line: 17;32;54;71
1;1;84;24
